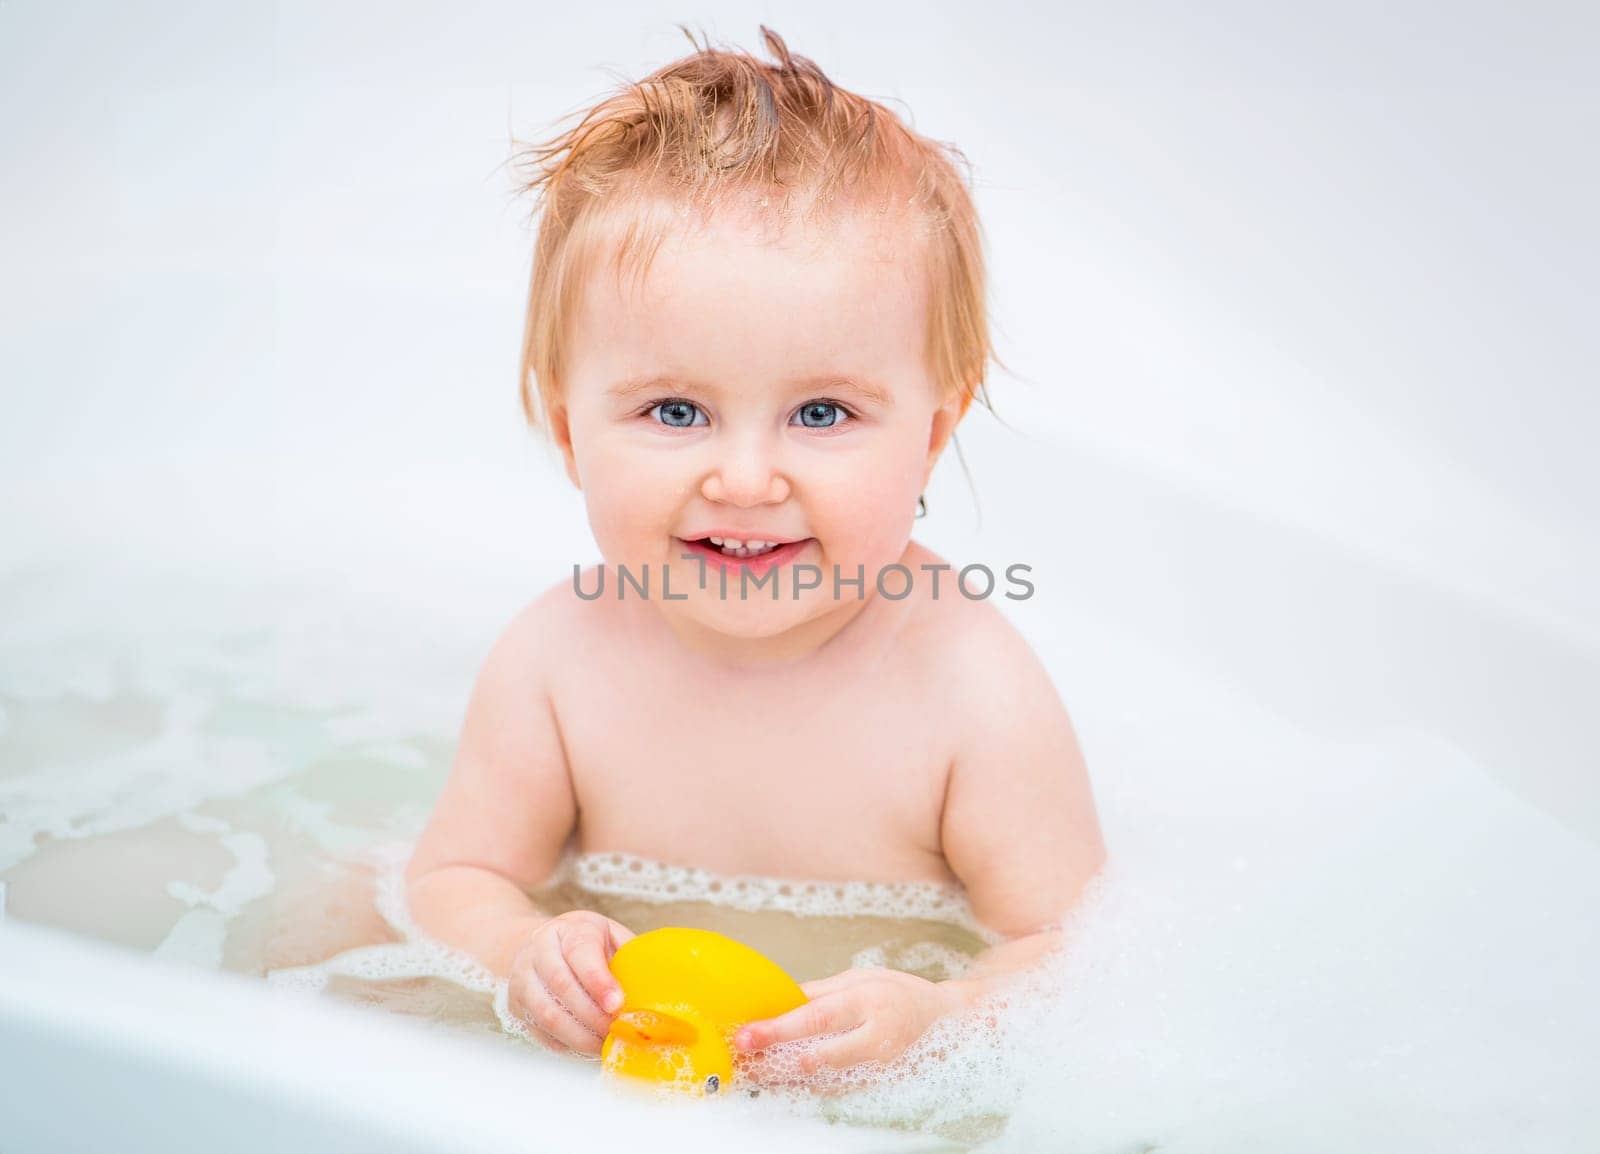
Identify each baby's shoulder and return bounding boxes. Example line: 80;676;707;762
897;542;1045;684
898;544;1076;781
486;566;615;670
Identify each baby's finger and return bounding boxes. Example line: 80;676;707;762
798;971;864;998
560;920;626;1017
806;1029;885;1074
607;919;637;950
736;1033;863;1092
532;935;611;1044
508;974;573;1054
735;996;853;1052
524;971;607;1054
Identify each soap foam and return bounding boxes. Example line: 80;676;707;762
558;850;1000;942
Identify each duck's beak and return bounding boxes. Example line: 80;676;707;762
602;1009;731;1095
607;1010;699;1047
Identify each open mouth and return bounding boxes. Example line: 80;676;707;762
677;537;812;566
695;536;783;559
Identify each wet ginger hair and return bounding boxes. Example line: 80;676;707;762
510;25;997;435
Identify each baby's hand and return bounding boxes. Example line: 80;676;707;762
508;910;635;1057
734;968;958;1085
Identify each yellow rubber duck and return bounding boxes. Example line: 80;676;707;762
601;926;807;1096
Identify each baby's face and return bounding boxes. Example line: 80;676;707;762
555;200;963;648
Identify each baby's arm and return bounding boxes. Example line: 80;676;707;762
406;598;632;1058
936;605;1107;1010
405;602;577;973
734;607;1106;1078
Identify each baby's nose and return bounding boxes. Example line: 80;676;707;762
701;437;791;506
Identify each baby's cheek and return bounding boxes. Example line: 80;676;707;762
584;481;672;562
817;469;920;562
581;444;688;545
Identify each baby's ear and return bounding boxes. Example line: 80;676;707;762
923;386;968;479
548;404;583;490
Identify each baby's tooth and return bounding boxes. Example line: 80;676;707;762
709;538;786;558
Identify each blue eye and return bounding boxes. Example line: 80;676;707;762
650;399;707;428
793;401;847;429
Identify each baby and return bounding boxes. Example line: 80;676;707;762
405;27;1105;1080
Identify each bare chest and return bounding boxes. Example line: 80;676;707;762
549;642;957;884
